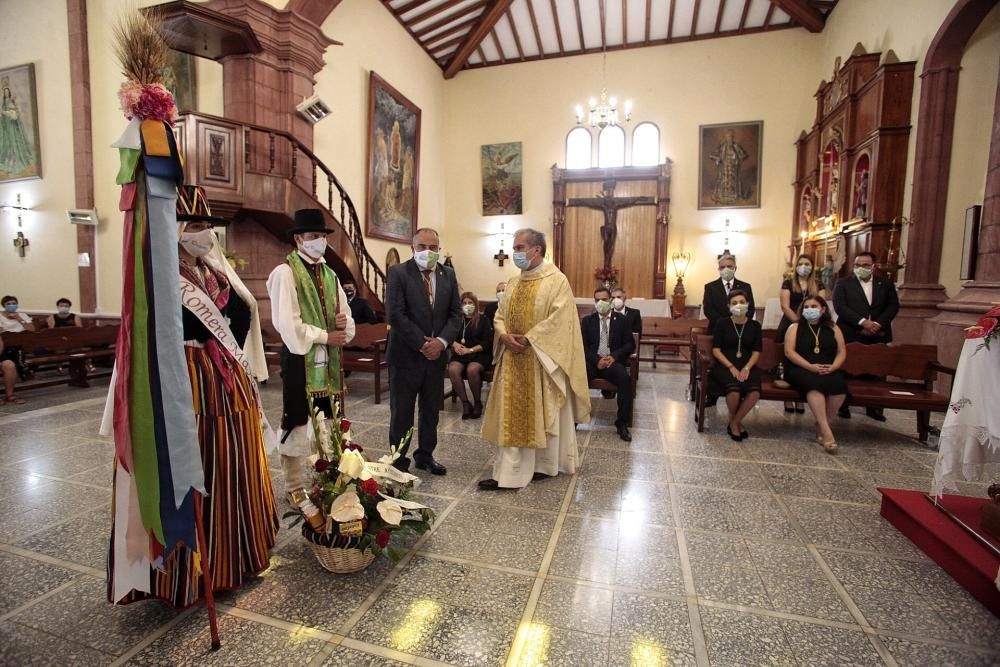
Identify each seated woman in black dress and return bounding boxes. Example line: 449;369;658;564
710;289;762;441
783;295;847;454
447;291;493;419
777;255;825;414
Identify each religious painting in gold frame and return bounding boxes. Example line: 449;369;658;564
481;142;522;215
365;72;421;243
0;63;42;183
698;121;762;210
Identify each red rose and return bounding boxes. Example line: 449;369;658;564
314;459;330;473
360;478;380;495
340;418;352;432
375;529;390;548
966;317;997;340
345;443;364;453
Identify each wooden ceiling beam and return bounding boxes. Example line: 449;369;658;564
714;0;726;33
645;0;652;42
490;28;507;63
769;0;825;32
414;2;486;37
428;32;469;53
691;0;701;35
622;0;628;45
599;0;607;48
422;14;482;46
526;0;545;58
738;0;752;32
506;10;525;60
667;0;676;38
573;0;585;49
763;2;776;27
549;0;565;52
475;44;487;62
443;0;516;78
406;0;475;27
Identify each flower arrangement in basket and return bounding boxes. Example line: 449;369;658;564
965;304;1000;353
285;403;435;572
593;265;620;287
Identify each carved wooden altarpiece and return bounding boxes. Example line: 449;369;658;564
552;163;671;298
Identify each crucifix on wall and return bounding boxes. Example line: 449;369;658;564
566;180;657;269
13;231;28;258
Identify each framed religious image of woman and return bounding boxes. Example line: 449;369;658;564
960;205;981;281
698;121;762;210
0;63;42;182
365;72;421;243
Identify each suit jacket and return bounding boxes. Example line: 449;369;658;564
348;295;380;325
615;306;643;336
483;301;499;325
702;278;755;329
581;311;635;368
385;259;463;368
832;274;899;343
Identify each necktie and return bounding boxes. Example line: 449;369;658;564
598;317;610;357
421;270;433;305
725;281;732;294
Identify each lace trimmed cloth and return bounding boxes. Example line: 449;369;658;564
932;339;1000;497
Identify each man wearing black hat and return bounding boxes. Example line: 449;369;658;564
385;227;463;475
266;209;355;495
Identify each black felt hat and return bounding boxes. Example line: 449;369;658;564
289;209;335;235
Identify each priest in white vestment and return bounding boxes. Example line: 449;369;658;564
479;228;591;489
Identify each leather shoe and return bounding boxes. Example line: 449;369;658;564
532;472;554;481
478;478;500;490
838;406;852;419
415;456;447;475
866;408;887;422
391;457;411;472
616;423;632;442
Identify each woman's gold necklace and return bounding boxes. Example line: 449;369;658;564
808;323;821;354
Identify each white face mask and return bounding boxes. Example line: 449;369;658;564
612;297;624;311
180;229;215;257
462;303;476;316
414;249;439;271
496;291;504;301
300;237;327;260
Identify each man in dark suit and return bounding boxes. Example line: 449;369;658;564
386;228;463;475
483;281;505;325
610;286;643;336
833;251;900;421
702;254;755;330
343;280;380;324
582;287;635;441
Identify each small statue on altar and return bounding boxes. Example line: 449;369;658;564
821;254;836;294
828;168;840;215
854;171;869;219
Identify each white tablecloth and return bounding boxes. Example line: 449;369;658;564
932;339;1000;497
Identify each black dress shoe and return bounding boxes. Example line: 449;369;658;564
740;429;749;439
838;406;852;419
727;426;742;442
414;457;447;475
616;423;632;442
866;408;887;422
391;457;411;472
532;472;554;481
478;478;500;490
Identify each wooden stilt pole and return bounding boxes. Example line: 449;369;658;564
193;492;221;650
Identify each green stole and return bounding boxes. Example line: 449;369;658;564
287;251;342;394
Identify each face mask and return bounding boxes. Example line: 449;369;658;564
595;300;612;315
796;264;813;277
4;303;17;313
802;307;822;323
58;306;70;315
513;251;531;270
729;304;748;317
496;291;504;301
300;237;328;260
719;268;736;281
854;266;873;281
180;229;215;258
612;297;624;311
414;249;439;270
462;304;476;317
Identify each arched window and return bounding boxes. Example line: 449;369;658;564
631;122;660;166
565;127;592;169
598;126;625;168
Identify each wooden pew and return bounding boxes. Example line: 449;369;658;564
343;323;389;403
588;332;640;427
639;317;709;368
4;325;118;389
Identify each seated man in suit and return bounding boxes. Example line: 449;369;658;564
582;287;635;441
343;280;380;325
832;251;900;421
483;281;505;326
701;254;754;406
610;287;643;336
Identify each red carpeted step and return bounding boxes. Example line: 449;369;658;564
879;487;1000;617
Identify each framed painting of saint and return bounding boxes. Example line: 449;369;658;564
481;142;523;215
698;121;762;210
0;63;42;183
365;72;421;243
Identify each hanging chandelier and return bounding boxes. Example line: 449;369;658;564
575;2;632;129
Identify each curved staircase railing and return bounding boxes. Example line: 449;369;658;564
175;112;387;306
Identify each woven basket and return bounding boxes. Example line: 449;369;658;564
301;523;375;574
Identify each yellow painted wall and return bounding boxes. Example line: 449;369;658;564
0;0;77;312
441;29;821;303
818;0;1000;297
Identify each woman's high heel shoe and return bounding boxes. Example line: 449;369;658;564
461;401;473;420
727;425;743;442
472;400;483;419
822;440;838;454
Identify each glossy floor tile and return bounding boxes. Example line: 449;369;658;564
1;371;998;666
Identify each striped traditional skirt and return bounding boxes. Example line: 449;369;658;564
112;345;278;608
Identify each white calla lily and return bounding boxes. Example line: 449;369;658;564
337;449;371;480
329;491;365;522
376;499;403;526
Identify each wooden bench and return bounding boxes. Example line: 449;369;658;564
589;332;640;427
343;323;389;403
3;325;118;389
693;336;954;442
639;317;709;368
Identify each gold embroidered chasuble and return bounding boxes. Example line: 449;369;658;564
481;262;591;448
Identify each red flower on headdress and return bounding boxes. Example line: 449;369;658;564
965;317;997;340
118;81;179;123
375;529;391;548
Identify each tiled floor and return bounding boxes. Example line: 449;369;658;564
1;369;998;666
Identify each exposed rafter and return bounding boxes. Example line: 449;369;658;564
443;0;516;78
770;0;826;32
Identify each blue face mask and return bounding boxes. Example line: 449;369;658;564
513;251;531;270
58;306;70;315
4;303;17;313
802;307;822;323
